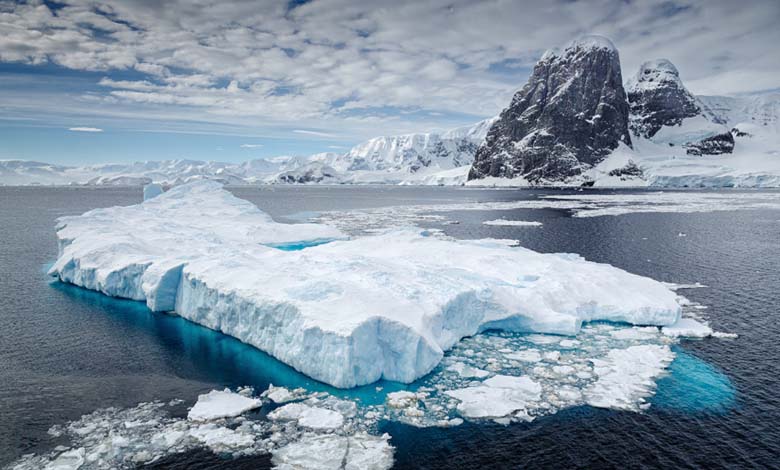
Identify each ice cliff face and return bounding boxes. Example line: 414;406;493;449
626;59;701;138
49;181;682;388
468;36;632;183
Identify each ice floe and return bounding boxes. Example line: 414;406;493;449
271;433;393;470
445;375;542;420
187;389;262;421
310;191;780;234
49;181;683;388
585;345;675;411
482;219;543;227
268;403;345;430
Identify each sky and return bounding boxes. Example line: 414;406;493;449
1;0;779;165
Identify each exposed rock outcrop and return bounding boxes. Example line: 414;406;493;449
626;59;700;138
684;132;735;156
469;36;631;183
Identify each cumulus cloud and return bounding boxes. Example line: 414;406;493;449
68;127;103;132
2;0;778;137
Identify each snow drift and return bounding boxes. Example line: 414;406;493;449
49;181;682;388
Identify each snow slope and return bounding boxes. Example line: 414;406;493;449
49;181;682;388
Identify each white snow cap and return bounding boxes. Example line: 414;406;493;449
626;59;687;91
541;35;617;62
566;35;617;52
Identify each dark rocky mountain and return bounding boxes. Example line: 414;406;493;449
468;36;632;183
626;59;700;138
626;59;734;156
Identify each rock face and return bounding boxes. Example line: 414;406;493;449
626;59;700;138
684;132;735;156
626;59;734;156
469;36;632;183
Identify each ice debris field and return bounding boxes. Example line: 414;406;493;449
29;181;741;469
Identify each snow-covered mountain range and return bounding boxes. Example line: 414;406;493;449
2;36;778;188
0;118;496;186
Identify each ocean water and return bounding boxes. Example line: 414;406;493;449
1;185;779;468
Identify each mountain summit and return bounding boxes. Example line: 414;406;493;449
468;35;632;183
626;59;701;138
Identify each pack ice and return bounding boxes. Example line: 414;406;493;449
49;181;681;388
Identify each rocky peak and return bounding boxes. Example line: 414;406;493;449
626;59;700;138
469;35;632;183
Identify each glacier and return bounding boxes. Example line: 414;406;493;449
49;181;683;388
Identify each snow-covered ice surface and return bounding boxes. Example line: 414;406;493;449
187;389;262;421
482;219;543;227
50;181;686;389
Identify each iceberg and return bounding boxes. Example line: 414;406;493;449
50;181;682;388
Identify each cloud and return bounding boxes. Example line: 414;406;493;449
2;0;778;139
68;127;103;132
240;144;264;148
293;129;337;138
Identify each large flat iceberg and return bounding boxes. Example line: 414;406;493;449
50;181;681;388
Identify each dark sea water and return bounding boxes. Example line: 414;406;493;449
1;185;778;469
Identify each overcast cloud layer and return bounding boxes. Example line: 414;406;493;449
2;0;779;145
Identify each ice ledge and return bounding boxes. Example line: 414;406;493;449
49;181;682;388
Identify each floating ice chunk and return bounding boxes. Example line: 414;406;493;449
189;423;255;449
50;181;682;388
483;219;543;227
386;391;421;408
187;389;262;421
559;339;580;348
552;365;576;376
662;318;713;338
525;335;562;345
609;326;660;340
447;362;490;378
142;183;164;201
543;351;561;361
504;349;542;362
44;448;85;470
272;433;393;470
445;375;541;419
268;403;344;430
263;384;306;404
585;345;674;411
663;281;707;291
712;331;738;339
